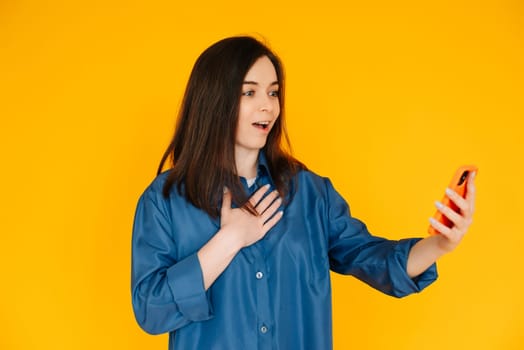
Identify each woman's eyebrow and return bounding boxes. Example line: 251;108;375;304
243;81;279;86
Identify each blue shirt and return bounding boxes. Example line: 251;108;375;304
131;154;438;349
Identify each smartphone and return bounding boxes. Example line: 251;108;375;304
428;165;478;235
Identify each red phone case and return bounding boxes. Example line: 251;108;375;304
428;165;478;235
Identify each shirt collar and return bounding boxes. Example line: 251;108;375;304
254;151;276;189
239;152;274;190
257;151;270;177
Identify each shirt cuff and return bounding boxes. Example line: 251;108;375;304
166;252;214;322
390;238;439;297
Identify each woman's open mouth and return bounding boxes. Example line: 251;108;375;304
252;121;270;130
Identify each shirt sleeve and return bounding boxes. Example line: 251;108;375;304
131;189;213;335
324;178;438;298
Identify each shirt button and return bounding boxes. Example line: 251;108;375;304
255;271;264;279
260;325;268;334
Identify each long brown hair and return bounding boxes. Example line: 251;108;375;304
158;36;304;218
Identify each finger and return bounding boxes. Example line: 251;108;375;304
429;217;452;237
445;188;471;216
262;211;284;234
255;190;279;214
467;170;477;187
434;200;462;226
435;200;472;232
466;172;477;212
221;188;232;217
260;197;283;223
248;184;271;207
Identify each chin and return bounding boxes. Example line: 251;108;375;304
236;136;269;153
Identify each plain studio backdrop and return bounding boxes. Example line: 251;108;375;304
1;1;523;349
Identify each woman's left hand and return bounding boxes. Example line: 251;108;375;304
429;171;477;252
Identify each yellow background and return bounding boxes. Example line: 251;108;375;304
1;0;523;349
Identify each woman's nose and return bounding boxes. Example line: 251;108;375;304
259;95;274;113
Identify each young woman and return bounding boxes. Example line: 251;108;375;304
131;36;476;350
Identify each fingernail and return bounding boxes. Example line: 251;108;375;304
429;217;437;224
445;188;453;196
435;201;444;209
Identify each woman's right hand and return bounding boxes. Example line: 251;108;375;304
220;184;283;248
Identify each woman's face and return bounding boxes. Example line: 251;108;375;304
235;55;280;156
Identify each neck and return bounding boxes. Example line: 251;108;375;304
235;148;259;179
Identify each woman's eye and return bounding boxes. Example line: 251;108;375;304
242;90;254;96
269;90;279;97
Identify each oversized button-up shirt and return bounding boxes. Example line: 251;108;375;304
131;154;438;349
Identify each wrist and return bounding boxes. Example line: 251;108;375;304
216;226;244;253
431;234;454;255
429;234;453;258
